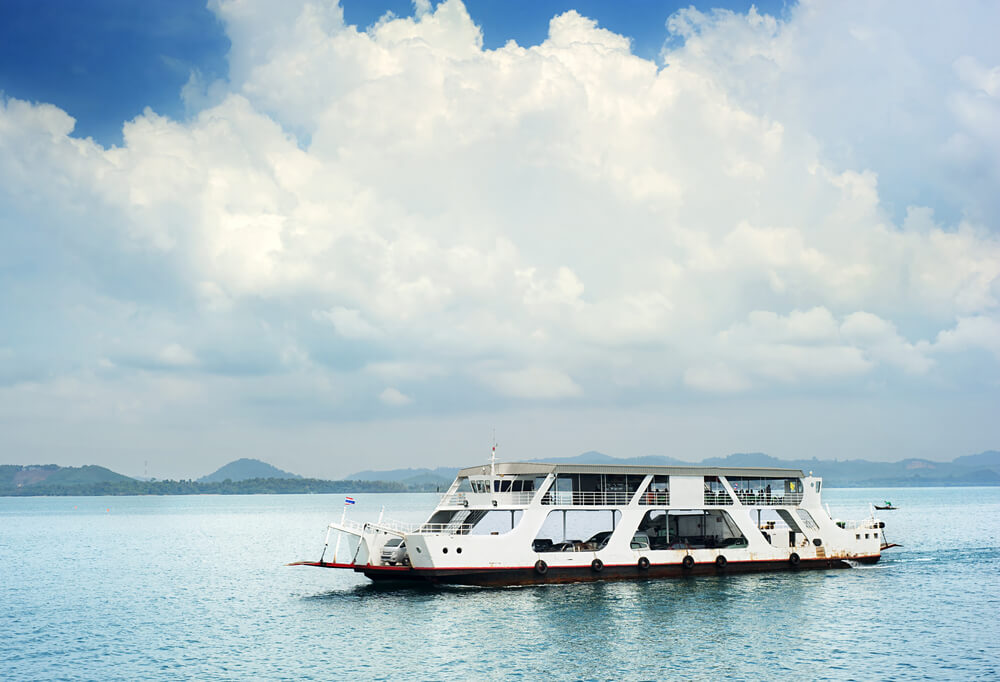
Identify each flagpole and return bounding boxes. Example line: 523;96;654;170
331;504;347;563
490;431;497;506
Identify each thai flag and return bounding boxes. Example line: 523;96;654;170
344;497;356;505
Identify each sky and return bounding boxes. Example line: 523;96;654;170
1;0;998;480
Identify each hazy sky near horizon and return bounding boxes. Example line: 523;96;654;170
1;0;998;480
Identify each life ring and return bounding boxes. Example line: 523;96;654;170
789;552;801;566
682;555;695;570
591;558;604;572
715;555;727;569
637;557;650;570
534;560;548;575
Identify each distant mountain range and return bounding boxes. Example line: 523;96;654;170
3;450;998;496
348;449;1000;488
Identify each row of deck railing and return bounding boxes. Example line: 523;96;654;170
703;491;733;505
731;491;804;506
541;491;634;506
440;492;536;506
438;489;806;507
417;522;476;534
836;518;882;529
335;518;477;535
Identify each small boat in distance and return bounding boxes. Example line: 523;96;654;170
291;453;893;586
874;501;897;510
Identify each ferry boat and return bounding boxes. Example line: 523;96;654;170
291;458;890;586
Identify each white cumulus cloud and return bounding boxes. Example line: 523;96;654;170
1;0;998;470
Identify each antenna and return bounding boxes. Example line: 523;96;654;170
490;429;497;478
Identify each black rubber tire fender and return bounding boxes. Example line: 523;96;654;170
716;555;728;569
637;556;650;570
534;559;548;575
789;552;801;566
682;555;695;570
591;558;604;572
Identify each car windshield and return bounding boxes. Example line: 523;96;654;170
385;538;402;547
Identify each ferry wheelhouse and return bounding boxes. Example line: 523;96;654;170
293;461;889;586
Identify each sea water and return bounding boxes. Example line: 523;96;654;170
1;487;997;680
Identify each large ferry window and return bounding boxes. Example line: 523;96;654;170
532;510;621;552
639;476;670;505
455;478;473;493
637;510;669;548
648;510;747;549
726;477;804;505
543;473;641;505
468;510;524;535
704;477;732;505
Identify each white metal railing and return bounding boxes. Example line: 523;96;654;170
331;518;421;534
638;491;671;506
331;518;479;535
330;518;368;533
704;491;734;506
415;523;476;534
731;491;804;506
837;518;882;530
541;491;633;506
440;492;536;507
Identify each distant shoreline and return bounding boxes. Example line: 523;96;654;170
0;477;443;497
2;479;997;497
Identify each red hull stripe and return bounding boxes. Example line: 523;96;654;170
291;555;881;572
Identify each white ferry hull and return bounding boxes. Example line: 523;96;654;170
294;460;892;588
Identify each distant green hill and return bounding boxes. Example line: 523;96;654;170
0;476;415;497
198;458;301;483
0;464;133;490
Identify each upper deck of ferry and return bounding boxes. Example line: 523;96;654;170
441;462;812;510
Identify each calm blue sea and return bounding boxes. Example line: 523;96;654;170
2;487;998;680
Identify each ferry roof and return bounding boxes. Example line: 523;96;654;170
457;462;807;479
